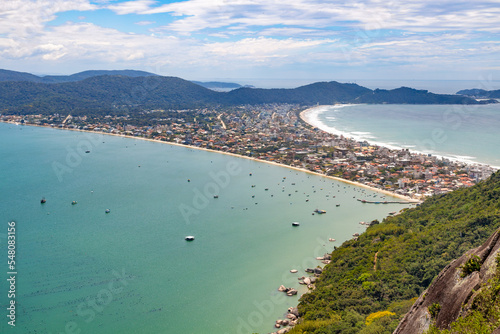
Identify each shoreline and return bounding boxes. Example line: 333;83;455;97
300;105;500;170
3;118;417;334
2;120;418;202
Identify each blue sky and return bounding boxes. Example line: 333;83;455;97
1;0;500;88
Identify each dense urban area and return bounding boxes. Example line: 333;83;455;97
1;104;494;199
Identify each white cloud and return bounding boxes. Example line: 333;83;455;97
0;0;97;38
1;0;499;80
0;19;336;72
204;37;335;62
107;0;157;15
106;0;500;35
135;20;155;26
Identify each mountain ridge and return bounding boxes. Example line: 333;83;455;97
457;88;500;99
0;69;496;116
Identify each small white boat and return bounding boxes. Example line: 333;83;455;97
105;209;110;213
329;238;336;242
292;222;300;226
185;236;195;241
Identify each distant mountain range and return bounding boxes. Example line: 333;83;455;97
0;69;496;116
456;88;500;99
0;69;244;91
0;69;158;84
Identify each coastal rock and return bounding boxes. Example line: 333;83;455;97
288;307;299;317
277;328;291;334
323;253;332;260
394;229;500;334
286;288;298;296
286;313;296;320
275;323;281;328
303;277;311;285
278;285;287;292
314;267;323;274
276;319;283;325
290;269;298;273
282;319;289;326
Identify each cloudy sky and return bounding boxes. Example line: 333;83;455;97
1;0;500;87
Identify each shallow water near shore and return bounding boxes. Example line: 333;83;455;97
0;123;412;333
306;104;500;168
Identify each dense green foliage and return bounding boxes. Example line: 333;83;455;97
0;75;222;115
428;303;441;319
291;171;500;334
460;255;482;277
427;255;500;333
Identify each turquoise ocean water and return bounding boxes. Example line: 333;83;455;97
0;123;412;333
306;104;500;168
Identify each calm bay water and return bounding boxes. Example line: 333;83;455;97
0;123;411;333
307;104;500;168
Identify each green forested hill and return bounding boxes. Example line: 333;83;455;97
0;75;222;115
291;171;500;334
355;87;483;104
0;69;158;83
0;72;494;116
457;88;500;99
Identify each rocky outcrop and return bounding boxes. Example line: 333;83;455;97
305;267;323;275
394;229;500;334
277;285;298;296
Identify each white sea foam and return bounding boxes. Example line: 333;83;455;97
301;105;500;169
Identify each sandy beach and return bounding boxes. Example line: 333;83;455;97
2;119;418;202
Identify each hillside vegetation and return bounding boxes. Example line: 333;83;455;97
0;71;495;116
290;171;500;334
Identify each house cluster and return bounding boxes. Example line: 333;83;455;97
2;104;494;199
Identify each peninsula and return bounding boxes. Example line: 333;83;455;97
1;103;494;201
